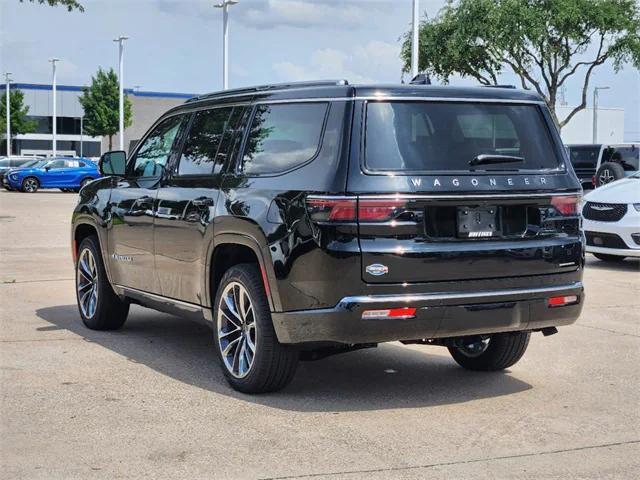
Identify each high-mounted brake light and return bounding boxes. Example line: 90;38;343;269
547;295;578;307
306;197;407;223
362;307;417;320
550;195;580;216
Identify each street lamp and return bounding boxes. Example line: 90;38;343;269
113;35;129;150
49;58;60;157
4;72;11;157
411;0;420;79
592;86;610;143
214;0;238;90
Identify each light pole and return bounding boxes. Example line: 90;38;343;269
592;86;610;143
49;58;59;157
411;0;420;79
4;72;11;157
214;0;238;90
80;115;84;158
113;35;128;150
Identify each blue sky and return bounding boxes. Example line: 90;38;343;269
1;0;639;139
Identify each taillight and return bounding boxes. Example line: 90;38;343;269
358;199;407;221
306;197;357;222
591;175;596;187
550;195;580;215
306;196;407;223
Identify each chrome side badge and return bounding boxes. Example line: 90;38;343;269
366;264;389;276
112;253;133;263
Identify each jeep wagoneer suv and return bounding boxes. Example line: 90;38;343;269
71;81;584;393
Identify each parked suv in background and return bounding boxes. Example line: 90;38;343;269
592;143;639;187
5;158;99;193
71;81;584;393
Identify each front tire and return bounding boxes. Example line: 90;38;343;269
593;253;626;262
448;332;530;371
21;176;39;193
75;236;129;330
213;264;298;393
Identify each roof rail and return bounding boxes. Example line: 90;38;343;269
482;84;516;89
186;79;349;103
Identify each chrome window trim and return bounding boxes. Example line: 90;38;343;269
339;281;583;306
355;96;546;105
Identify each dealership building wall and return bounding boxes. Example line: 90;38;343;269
1;83;195;158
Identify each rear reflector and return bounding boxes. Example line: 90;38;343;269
550;195;580;216
306;196;407;223
547;295;578;307
362;307;417;320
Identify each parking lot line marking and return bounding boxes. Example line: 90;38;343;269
260;439;640;480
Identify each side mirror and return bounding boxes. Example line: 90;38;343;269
100;151;127;177
45;166;50;171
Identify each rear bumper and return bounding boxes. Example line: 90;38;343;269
272;282;584;344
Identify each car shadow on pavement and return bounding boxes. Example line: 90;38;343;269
36;304;532;412
585;257;640;272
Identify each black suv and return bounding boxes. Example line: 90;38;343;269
71;81;584;393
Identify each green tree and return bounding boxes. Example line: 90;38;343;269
401;0;640;129
79;68;132;150
20;0;84;12
1;89;37;148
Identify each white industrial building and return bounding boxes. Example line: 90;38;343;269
556;105;626;145
1;83;196;157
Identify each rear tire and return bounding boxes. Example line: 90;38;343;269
80;178;93;189
21;176;39;193
448;332;530;371
593;253;626;262
595;162;625;187
213;264;298;393
75;235;129;330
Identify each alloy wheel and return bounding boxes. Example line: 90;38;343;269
217;282;257;378
599;169;614;185
76;248;99;319
24;178;38;192
457;337;490;358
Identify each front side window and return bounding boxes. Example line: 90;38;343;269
131;115;184;178
242;103;327;175
364;102;560;172
46;160;65;169
177;107;234;175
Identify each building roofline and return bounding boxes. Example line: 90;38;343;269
1;82;197;99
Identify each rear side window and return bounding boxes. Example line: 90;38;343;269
568;146;600;169
177;107;234;175
242;103;327;175
601;146;639;171
364;102;560;173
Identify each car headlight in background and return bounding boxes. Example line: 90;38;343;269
633;203;640;212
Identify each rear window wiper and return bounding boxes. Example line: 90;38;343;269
469;154;525;167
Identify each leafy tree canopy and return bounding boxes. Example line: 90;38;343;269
20;0;84;12
401;0;640;129
79;68;132;150
1;89;37;137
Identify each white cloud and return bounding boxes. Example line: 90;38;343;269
272;40;402;84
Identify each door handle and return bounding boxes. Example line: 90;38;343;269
192;197;214;207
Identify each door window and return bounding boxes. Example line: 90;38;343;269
242;103;328;175
131;115;184;178
177;107;234;175
46;160;65;169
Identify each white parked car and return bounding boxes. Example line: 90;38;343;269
582;171;640;262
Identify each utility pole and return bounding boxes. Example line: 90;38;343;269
80;115;84;158
113;36;128;150
214;0;238;90
49;59;59;157
411;0;420;79
4;72;11;157
592;86;610;143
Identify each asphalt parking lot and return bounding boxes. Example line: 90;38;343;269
1;189;638;479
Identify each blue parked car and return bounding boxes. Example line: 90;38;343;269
3;158;100;193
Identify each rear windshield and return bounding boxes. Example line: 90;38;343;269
568;146;600;169
601;145;639;171
364;101;560;173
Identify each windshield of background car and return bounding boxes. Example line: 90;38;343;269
568;146;600;169
601;146;639;171
364;101;560;173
